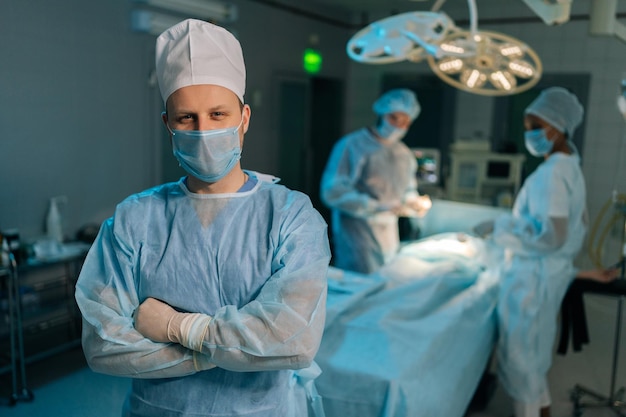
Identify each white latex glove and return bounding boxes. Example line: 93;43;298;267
403;195;432;218
134;297;177;343
134;297;211;351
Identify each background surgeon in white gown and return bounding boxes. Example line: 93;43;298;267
474;87;587;417
320;89;432;274
75;19;330;417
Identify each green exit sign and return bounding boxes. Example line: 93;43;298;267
303;48;322;74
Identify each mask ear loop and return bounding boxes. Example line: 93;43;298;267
235;111;246;133
162;111;175;135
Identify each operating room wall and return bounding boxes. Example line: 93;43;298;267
344;8;626;271
0;0;351;241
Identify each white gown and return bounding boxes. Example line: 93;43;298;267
493;152;587;403
320;128;419;274
75;172;331;416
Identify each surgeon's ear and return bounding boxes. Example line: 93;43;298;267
242;104;251;134
161;111;173;146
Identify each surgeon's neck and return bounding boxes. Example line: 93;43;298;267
187;165;247;194
546;132;571;159
546;139;571;158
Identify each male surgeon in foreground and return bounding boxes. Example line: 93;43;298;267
75;19;330;417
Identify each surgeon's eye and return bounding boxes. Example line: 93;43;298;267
175;114;195;124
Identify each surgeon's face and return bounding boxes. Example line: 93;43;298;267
523;114;562;141
385;111;412;130
163;84;251;145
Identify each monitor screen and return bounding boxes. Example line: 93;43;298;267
487;161;511;178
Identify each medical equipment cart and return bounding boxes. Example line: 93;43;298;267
0;251;34;406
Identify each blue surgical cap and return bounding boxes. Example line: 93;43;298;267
525;87;584;138
372;89;421;121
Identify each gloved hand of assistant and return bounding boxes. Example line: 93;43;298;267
379;196;432;217
404;195;432;217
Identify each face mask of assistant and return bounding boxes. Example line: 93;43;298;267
524;128;554;157
377;119;407;143
170;115;244;183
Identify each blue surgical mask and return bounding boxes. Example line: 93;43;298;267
170;116;243;183
377;119;407;143
524;128;554;157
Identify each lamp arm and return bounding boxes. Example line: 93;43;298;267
467;0;478;37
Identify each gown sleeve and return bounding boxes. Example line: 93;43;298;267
320;135;384;217
493;161;570;256
75;218;205;379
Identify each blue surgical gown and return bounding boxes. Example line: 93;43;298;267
320;128;419;274
75;172;331;417
493;153;587;403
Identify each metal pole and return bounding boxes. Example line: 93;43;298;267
609;295;623;401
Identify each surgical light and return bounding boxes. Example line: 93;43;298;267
345;0;543;96
508;60;535;78
461;69;487;89
439;42;466;55
489;70;516;91
428;30;542;96
500;44;524;58
346;11;456;64
438;57;464;74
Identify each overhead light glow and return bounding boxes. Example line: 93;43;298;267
438;57;464;73
461;69;487;88
500;44;524;57
508;60;535;78
440;42;465;55
490;70;516;90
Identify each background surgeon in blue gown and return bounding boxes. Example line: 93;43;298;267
75;19;331;417
474;87;587;417
320;89;432;274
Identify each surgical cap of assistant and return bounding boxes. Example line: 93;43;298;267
372;89;421;121
525;87;584;137
155;19;246;103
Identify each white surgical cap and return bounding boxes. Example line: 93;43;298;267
372;89;421;120
525;87;584;137
155;19;246;104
